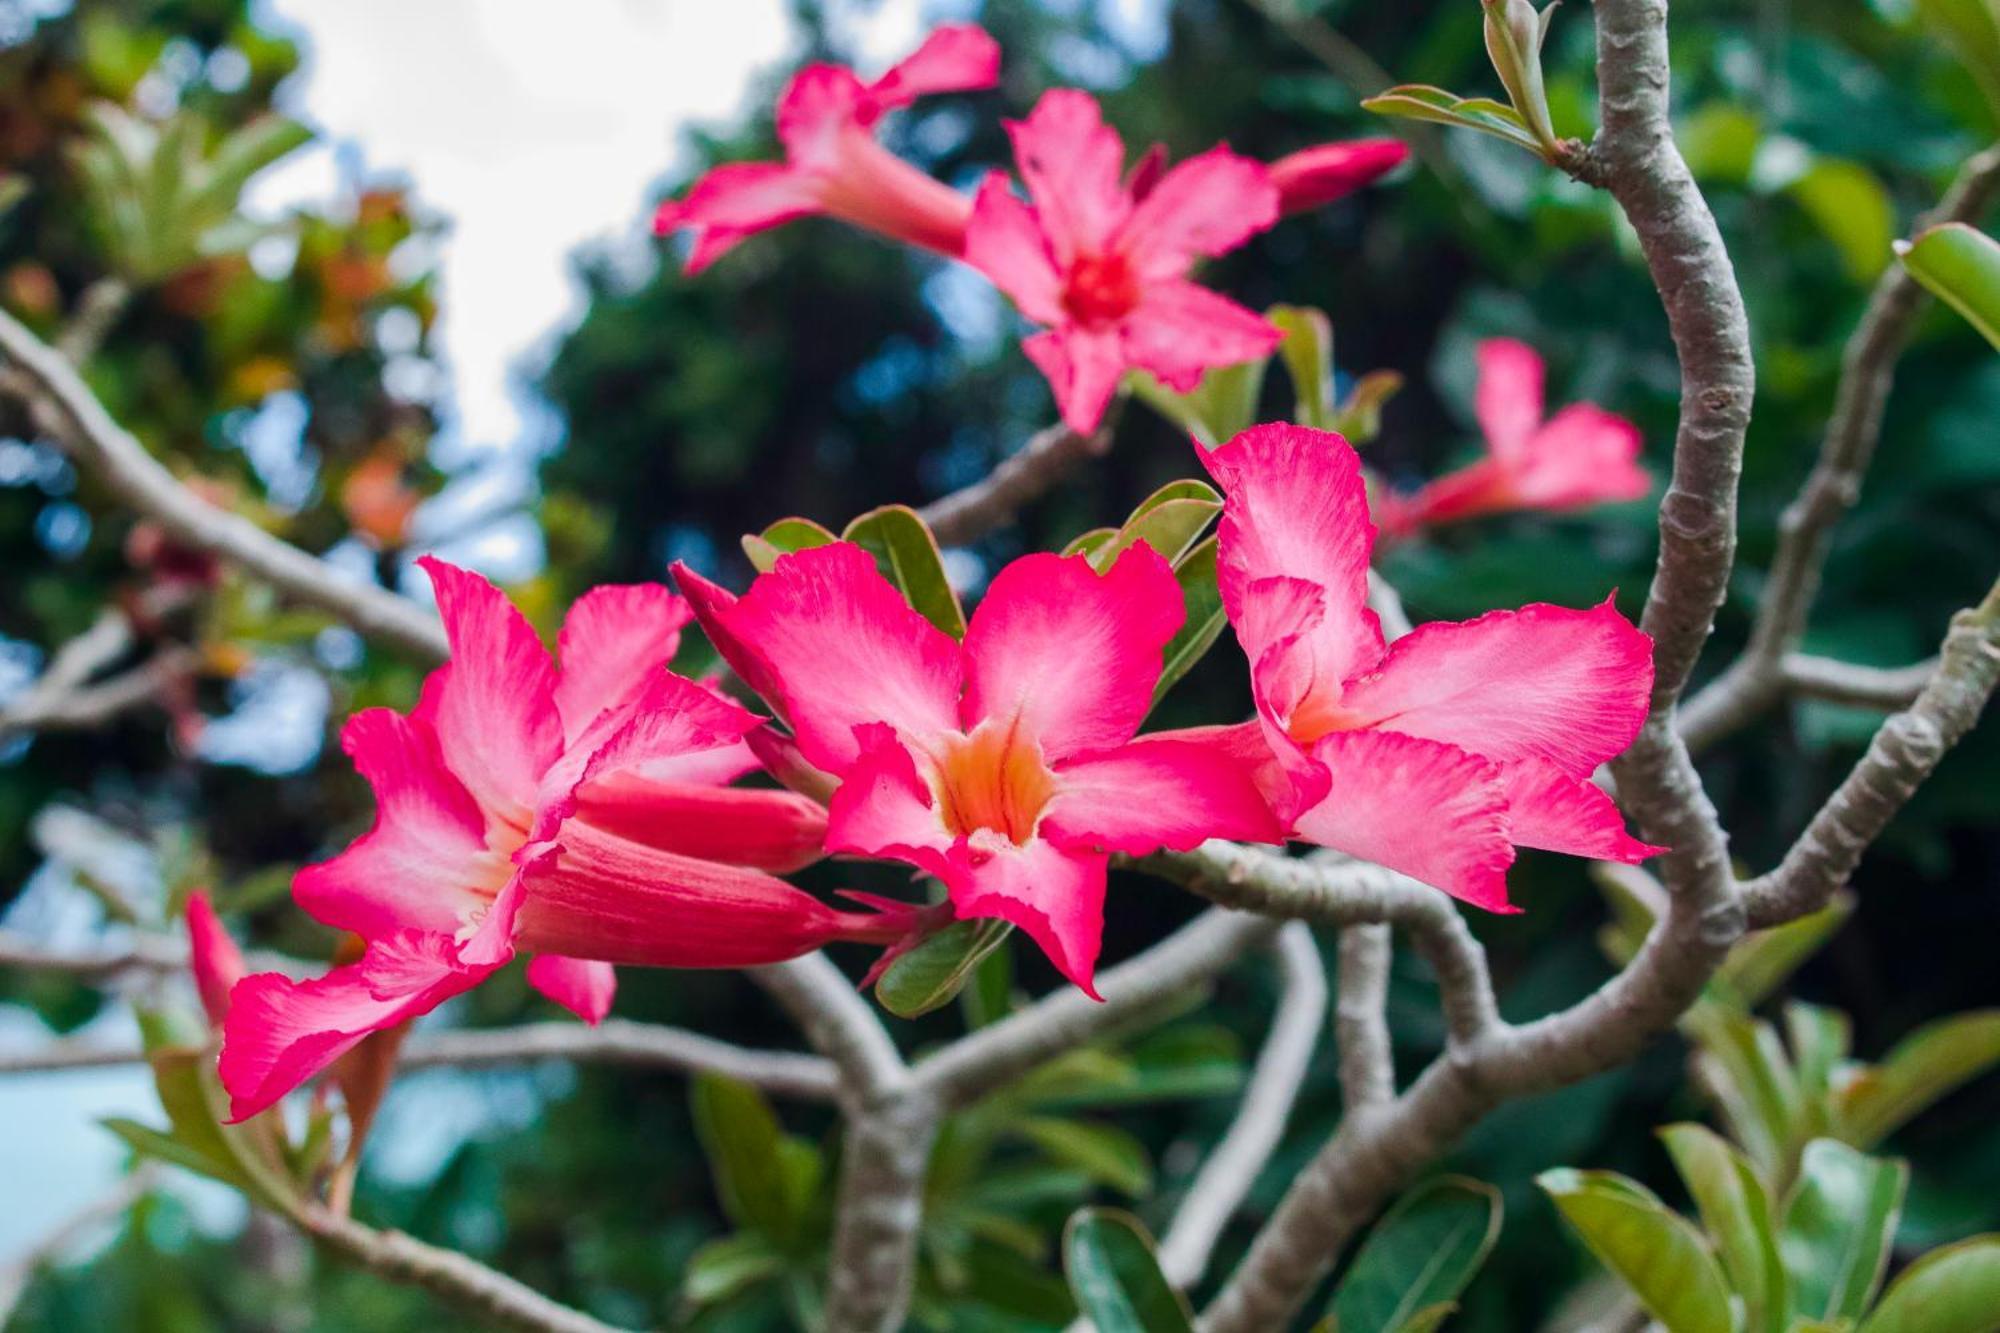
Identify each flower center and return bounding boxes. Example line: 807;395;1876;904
1286;689;1369;746
1062;252;1141;325
930;718;1057;846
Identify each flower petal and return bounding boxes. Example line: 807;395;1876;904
964;172;1064;325
1118;147;1278;280
1023;326;1126;434
962;546;1182;760
1293;729;1516;912
682;544;961;773
1269;138;1409;215
653;163;823;273
1339;600;1654;776
1043;733;1284;854
1499;756;1665;863
185;890;244;1027
294;708;498;939
825;722;957;879
776;64;869;165
218;933;492;1121
573;773;828;873
1206;424;1385;696
1122;279;1282;393
1475;337;1546;463
1512;404;1651;509
414;557;563;826
946;836;1108;997
552;582;691;746
864;23;1000;112
525;955;617;1025
1006;89;1131;265
1374;458;1513;534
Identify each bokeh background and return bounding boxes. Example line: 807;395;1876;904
1;0;1996;1328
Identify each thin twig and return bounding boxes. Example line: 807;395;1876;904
1157;923;1326;1291
917;419;1111;547
0;928;304;982
1781;653;1936;711
0;647;197;742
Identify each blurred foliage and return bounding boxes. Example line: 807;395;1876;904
4;0;2000;1329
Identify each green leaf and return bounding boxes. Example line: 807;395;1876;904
102;1117;242;1187
682;1232;786;1307
1538;1167;1735;1333
842;505;966;637
1127;359;1268;447
1838;1010;2000;1148
1151;537;1228;711
1328;1176;1503;1333
1398;1304;1461;1333
1091;480;1223;572
1270;305;1337;431
1660;1123;1789;1333
1331;370;1405;445
1362;85;1545;155
741;516;837;572
691;1074;801;1244
1781;1139;1908;1321
1016;1118;1153;1197
1687;1009;1807;1183
144;1044;298;1212
1914;0;2000;120
1714;894;1855;1011
875;917;1013;1019
1856;1234;2000;1333
1787;158;1896;284
1899;223;2000;353
960;935;1015;1029
1062;527;1119;559
1063;1209;1195;1333
1784;1003;1852;1118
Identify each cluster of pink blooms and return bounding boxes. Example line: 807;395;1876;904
203;27;1665;1122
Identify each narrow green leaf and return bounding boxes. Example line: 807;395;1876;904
843;504;966;637
875;917;1013;1019
102;1117;239;1186
741;516;837;572
1784;1003;1852;1116
1150;536;1227;711
1538;1167;1735;1333
1331;370;1404;445
1062;527;1119;559
1660;1123;1789;1333
1092;497;1220;572
1836;1009;2000;1148
1329;1176;1503;1333
1898;223;2000;352
146;1045;296;1210
1856;1234;2000;1333
1687;1009;1807;1182
1781;1139;1908;1321
691;1074;799;1243
1063;1209;1195;1333
682;1232;786;1306
960;936;1015;1029
1016;1118;1153;1197
1787;158;1896;284
1715;894;1855;1011
1269;305;1337;432
1362;85;1544;154
1127;361;1268;447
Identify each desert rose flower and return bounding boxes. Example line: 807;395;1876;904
676;542;1283;995
963;90;1284;435
219;559;907;1121
186;890;246;1028
1206;424;1662;912
653;24;999;272
1266;138;1410;215
1378;338;1651;538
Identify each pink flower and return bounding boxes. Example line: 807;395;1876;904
653;25;999;273
1205;424;1663;912
675;542;1283;996
1266;138;1410;215
218;559;908;1122
185;890;245;1028
963;90;1284;435
1379;339;1652;538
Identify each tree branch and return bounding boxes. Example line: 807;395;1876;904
1678;142;2000;753
0;927;304;982
0;305;449;663
1157;923;1326;1291
0;646;196;742
1334;925;1395;1111
1780;653;1936;711
917;419;1111;547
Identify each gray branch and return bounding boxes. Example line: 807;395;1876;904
917;418;1111;547
1334;925;1395;1111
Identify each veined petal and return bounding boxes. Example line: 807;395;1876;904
525;955;616;1025
1006;90;1131;265
1023;325;1125;434
962;546;1182;760
1118;147;1278;280
1269;138;1409;215
414;558;563;826
776;64;870;166
294;708;499;939
514;817;900;968
573;773;829;873
1500;756;1665;863
1206;424;1385;696
1475;338;1546;463
653;163;823;273
552;583;691;745
1293;729;1516;912
1122;279;1282;393
864;24;1000;113
185;890;244;1027
825;722;956;879
1044;733;1284;854
945;835;1108;997
1512;404;1651;509
218;933;494;1121
1338;600;1654;776
686;544;961;773
964;173;1065;325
